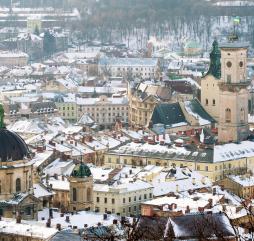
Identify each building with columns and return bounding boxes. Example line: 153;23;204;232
218;42;249;143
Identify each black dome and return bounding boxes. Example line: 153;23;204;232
0;128;29;162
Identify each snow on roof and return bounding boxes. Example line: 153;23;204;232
99;57;158;67
184;100;210;125
33;183;54;198
78;86;126;94
152;167;212;197
44;159;74;176
94;179;153;193
39;210;120;229
0;51;28;58
213;141;254;162
47;177;70;191
228;175;254;187
32;151;54;168
89;166;113;181
62;125;82;135
76;96;128;105
0;218;57;238
8;119;44;134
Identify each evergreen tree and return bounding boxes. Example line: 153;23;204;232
43;30;56;57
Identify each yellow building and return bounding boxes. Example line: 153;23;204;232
104;141;254;182
55;95;77;122
128;81;171;128
93;180;153;216
219;175;254;199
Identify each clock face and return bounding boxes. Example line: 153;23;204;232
226;61;232;68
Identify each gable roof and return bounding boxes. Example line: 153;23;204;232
151;103;188;127
169;212;236;239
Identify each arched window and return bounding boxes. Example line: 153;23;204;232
205;99;208;105
240;108;245;122
73;188;77;202
87;188;91;202
225;108;231;123
16;178;21;192
213;99;216;106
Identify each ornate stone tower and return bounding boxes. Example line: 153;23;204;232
218;42;250;143
69;163;93;212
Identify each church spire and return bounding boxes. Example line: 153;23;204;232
0;104;5;128
207;40;221;79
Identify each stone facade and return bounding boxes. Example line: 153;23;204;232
218;43;249;143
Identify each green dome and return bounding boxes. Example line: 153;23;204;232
184;41;201;49
71;163;92;178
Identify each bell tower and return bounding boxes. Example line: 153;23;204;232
218;42;250;143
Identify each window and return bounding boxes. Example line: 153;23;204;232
144;194;147;200
112;208;115;213
225;108;231;123
87;188;91;202
139;195;141;200
134;196;136;201
104;198;107;204
112;198;115;204
213;99;216;106
239;61;244;67
205;166;208;171
123;208;125;213
129;197;131;202
149;193;152;198
197;165;200;171
73;188;77;202
227;75;231;83
134;206;137;211
205;99;208;105
97;197;100;203
123;198;125;203
240;108;245;122
129;207;131;212
16;178;21;192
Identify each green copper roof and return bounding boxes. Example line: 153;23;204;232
71;162;92;178
206;40;221;79
0;104;5;128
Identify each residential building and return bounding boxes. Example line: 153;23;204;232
93;179;153;216
0;51;28;67
77;95;128;127
104;140;254;182
98;57;160;79
128;81;171;128
219;174;254;199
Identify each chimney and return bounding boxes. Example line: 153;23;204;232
201;177;206;185
56;223;61;231
129;169;132;175
176;184;179;193
192;178;196;185
16;214;21;224
103;213;107;220
65;216;70;222
113;219;118;225
185;205;190;214
212;187;216;196
46;218;51;227
54;173;58;180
